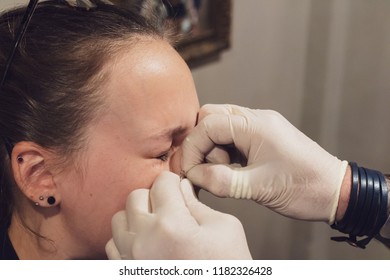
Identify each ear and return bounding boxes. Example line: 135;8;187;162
11;141;62;208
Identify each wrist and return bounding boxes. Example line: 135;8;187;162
336;165;352;222
331;163;389;248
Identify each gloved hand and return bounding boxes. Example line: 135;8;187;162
105;171;252;260
182;104;348;224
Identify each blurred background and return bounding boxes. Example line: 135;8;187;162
2;0;390;259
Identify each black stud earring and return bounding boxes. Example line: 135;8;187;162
47;196;56;205
17;156;23;163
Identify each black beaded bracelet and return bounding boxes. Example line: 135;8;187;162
331;162;389;249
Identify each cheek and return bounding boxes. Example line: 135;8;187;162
123;160;170;191
56;155;174;252
67;157;167;215
108;159;164;189
94;158;170;205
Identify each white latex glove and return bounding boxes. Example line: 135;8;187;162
105;171;252;260
182;104;348;224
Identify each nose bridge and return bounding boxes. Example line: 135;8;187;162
169;147;182;175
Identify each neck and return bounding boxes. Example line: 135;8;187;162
8;213;62;259
8;205;95;260
8;195;109;260
9;213;107;260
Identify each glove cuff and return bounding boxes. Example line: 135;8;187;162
330;162;388;249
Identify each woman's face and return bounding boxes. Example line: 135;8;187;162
55;38;199;258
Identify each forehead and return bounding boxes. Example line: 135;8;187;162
104;38;195;99
99;38;199;140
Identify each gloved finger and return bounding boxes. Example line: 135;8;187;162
182;114;252;173
149;171;189;216
110;211;136;259
186;163;234;198
182;114;233;173
125;188;151;226
180;179;222;224
198;104;254;121
205;146;230;164
111;210;128;240
198;104;233;122
105;238;122;260
204;145;247;167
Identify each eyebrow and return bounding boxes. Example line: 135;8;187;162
149;126;188;141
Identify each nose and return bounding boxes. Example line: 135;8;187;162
169;147;182;175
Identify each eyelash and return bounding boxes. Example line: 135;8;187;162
156;148;172;162
157;152;169;162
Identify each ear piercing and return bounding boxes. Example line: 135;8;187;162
47;196;56;205
35;195;56;206
17;156;23;163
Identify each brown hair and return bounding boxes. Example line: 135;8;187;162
0;0;169;225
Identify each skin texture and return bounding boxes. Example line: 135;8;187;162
9;38;199;259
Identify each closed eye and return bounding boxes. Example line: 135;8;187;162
156;147;173;162
157;152;169;162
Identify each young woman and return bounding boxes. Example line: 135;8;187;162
0;0;199;259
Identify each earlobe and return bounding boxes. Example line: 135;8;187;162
11;141;61;208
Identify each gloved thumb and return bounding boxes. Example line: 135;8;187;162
185;163;234;198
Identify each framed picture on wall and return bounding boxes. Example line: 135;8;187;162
111;0;232;67
166;0;232;67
